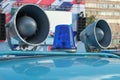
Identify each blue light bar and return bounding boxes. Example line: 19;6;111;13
53;24;76;52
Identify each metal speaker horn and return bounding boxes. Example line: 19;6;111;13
80;19;112;48
8;4;49;46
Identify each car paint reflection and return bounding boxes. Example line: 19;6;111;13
0;56;120;80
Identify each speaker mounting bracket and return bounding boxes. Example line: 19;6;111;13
6;28;37;51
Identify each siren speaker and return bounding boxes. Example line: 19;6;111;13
80;19;112;48
7;4;49;46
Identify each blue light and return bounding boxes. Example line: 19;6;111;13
53;24;76;50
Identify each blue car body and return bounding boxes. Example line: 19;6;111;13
0;51;120;80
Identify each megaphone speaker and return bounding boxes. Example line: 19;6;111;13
8;4;49;46
80;19;112;48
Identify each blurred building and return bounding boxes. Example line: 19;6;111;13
85;0;120;48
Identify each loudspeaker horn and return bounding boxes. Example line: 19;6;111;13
80;19;112;48
7;4;49;46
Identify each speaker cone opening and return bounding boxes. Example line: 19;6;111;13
14;4;49;45
95;27;104;42
17;16;37;37
95;20;112;48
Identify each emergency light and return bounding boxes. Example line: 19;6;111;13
53;24;76;52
